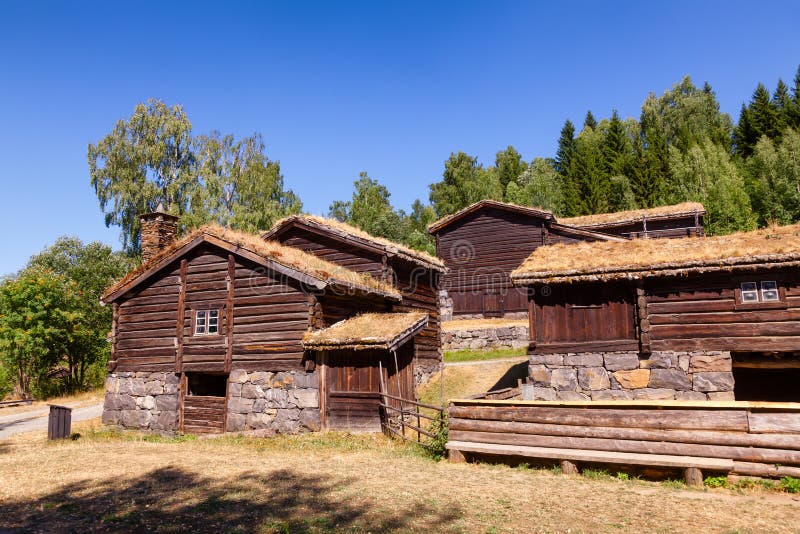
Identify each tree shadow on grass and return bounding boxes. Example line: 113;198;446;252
489;361;528;391
1;466;461;533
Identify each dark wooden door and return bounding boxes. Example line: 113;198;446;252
324;351;383;432
483;290;503;317
181;396;226;434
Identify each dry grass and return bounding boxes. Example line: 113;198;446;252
442;318;528;332
303;312;428;350
560;201;706;227
267;214;445;270
512;222;800;283
1;419;798;533
103;225;399;301
417;361;526;406
0;388;104;417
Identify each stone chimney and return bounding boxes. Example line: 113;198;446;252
140;204;178;262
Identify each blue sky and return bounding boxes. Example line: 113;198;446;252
1;1;799;275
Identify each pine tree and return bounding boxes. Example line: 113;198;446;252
583;110;597;130
569;129;608;215
555;119;576;176
772;79;794;133
734;104;755;158
602;110;629;178
750;83;780;142
791;65;800;129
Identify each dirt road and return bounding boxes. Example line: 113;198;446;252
0;402;103;439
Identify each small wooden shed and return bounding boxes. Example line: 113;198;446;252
560;202;706;239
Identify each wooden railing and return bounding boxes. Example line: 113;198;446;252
0;399;33;408
378;392;444;448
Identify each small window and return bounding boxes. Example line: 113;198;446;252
194;309;219;335
740;282;759;303
761;281;780;302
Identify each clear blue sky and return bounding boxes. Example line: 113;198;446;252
1;1;799;275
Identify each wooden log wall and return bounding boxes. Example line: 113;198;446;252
646;271;800;353
113;261;182;372
278;228;385;276
447;400;800;480
576;214;704;240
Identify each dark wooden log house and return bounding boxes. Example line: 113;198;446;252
428;200;707;319
101;210;442;435
510;223;800;402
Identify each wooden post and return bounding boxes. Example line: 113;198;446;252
393;350;404;438
684;467;703;487
225;254;235;373
175;259;187;373
560;460;579;475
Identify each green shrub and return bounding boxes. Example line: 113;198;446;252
704;476;729;488
424;411;449;460
780;476;800;493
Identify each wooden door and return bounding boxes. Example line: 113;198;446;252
483;290;503;317
180;373;227;434
324;351;383;432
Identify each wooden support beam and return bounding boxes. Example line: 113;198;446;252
684;467;703;487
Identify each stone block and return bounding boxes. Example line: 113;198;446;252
165;373;180;385
707;391;735;400
153;411;178;431
121;409;151;428
266;387;290;408
689;353;732;373
299;408;321;431
164;383;179;395
676;391;707;401
253;398;266;412
145;381;164;395
293;371;319;389
274;409;300;433
155;394;179;412
604;353;640;371
555;390;589;401
692;372;734;392
591;390;632;400
533;387;556;401
612;369;650;389
550;368;578;391
242;384;266;399
564;353;603;367
228;383;242;397
105;376;119;394
529;354;564;366
226;412;246;432
246;412;274;430
105;393;135;411
648;369;691;391
577;367;610;390
130;378;146;396
230;369;249;384
101;409;120;425
228;397;254;414
633;388;675;400
250;371;274;385
641;353;676;369
136;395;156;410
528;364;551;386
469;338;487;350
678;354;691;373
291;388;319;409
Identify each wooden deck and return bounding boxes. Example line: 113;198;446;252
446;399;800;484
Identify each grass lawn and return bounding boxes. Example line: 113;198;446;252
1;419;798;533
443;347;526;363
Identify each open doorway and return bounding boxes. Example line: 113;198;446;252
182;373;228;434
732;352;800;402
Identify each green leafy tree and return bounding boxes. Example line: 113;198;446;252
506;158;565;214
24;237;133;393
494;145;528;192
404;200;437;254
89;99;195;254
329;172;406;243
608;175;637;212
185;131;301;232
746;128;800;225
429;151;502;216
667;140;756;234
0;271;86;399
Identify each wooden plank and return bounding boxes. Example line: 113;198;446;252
748;412;800;434
226;254;235;374
444;440;734;471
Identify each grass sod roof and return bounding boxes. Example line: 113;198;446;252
426;200;555;234
101;225;400;302
264;215;445;272
511;223;800;285
302;312;428;351
560;202;706;228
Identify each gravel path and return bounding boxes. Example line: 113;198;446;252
0;402;103;439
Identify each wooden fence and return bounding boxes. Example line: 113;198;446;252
446;399;800;485
379;392;444;448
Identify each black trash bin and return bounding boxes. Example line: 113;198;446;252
48;405;72;440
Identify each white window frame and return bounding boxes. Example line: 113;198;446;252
740;282;759;303
739;280;780;304
760;280;780;302
194;309;220;335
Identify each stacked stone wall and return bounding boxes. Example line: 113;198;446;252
528;350;734;401
226;369;320;434
102;372;180;432
443;325;529;351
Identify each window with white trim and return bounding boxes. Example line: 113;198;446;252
195;309;219;335
740;281;780;303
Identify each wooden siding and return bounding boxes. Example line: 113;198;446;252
646;272;800;353
113;261;182;372
278;226;385;276
436;207;595;317
582;215;704;240
531;282;637;354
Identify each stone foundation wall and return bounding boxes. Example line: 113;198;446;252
226;369;320;434
443;325;529;351
528;350;734;401
102;372;180;432
439;290;453;321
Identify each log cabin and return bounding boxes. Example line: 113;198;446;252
510;223;800;402
262;214;445;383
427;200;626;320
101;209;441;435
560;201;706;239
